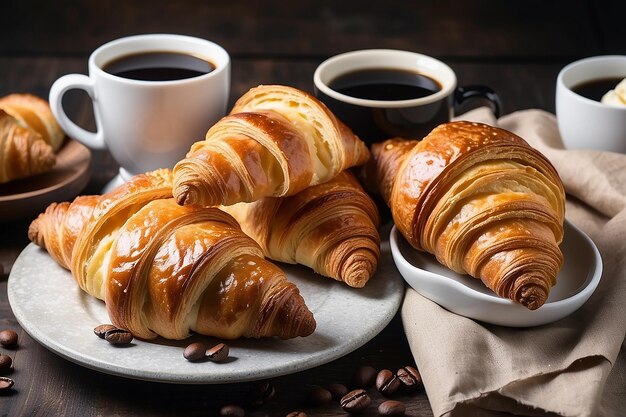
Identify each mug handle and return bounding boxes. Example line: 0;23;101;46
49;74;106;149
453;85;502;118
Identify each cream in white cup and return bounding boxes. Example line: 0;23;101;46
49;34;230;186
556;55;626;153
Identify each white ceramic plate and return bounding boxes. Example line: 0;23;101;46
8;237;403;384
390;220;602;327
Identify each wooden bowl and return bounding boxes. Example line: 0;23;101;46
0;139;91;221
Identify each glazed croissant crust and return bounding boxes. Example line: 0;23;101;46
173;85;370;207
28;169;316;340
222;171;381;288
367;122;565;310
0;94;64;184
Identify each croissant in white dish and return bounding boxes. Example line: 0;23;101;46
366;122;565;309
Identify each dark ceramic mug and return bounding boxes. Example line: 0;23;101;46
313;49;501;145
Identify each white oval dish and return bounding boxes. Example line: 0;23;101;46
390;220;602;327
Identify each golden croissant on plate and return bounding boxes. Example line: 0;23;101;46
222;171;381;288
367;121;565;310
173;84;370;207
28;169;316;340
0;94;65;184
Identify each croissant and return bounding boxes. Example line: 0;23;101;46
368;122;565;310
173;85;370;207
0;94;65;184
28;169;316;340
221;171;381;288
0;93;65;151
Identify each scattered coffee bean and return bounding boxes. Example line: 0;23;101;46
396;366;422;390
207;342;229;362
306;386;332;406
0;329;18;349
286;412;307;417
376;369;401;396
0;355;12;374
340;389;371;413
352;365;377;388
0;376;14;391
325;382;349;400
183;342;208;362
93;324;118;339
378;400;406;416
249;381;275;407
219;404;245;417
104;328;133;345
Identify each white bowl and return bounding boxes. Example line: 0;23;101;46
390;220;602;327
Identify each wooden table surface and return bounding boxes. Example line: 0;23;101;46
1;1;624;416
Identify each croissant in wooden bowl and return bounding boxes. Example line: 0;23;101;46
0;94;65;183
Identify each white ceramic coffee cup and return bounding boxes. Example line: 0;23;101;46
556;55;626;153
49;34;230;184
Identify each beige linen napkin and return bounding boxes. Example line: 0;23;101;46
401;108;626;417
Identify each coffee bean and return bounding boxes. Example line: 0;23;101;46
0;377;14;391
219;404;245;417
352;365;377;388
94;324;117;339
325;382;349;400
285;412;307;417
378;400;406;416
104;328;133;345
397;366;422;390
340;389;371;413
376;369;401;396
249;381;275;407
207;342;229;362
0;330;18;349
183;342;207;362
0;355;12;374
306;386;332;406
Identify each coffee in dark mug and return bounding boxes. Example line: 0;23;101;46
313;49;500;145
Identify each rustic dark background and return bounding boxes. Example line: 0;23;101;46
1;1;625;416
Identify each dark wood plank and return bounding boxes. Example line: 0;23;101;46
592;0;626;53
1;0;604;59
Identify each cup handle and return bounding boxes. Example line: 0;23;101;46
49;74;106;149
453;85;502;118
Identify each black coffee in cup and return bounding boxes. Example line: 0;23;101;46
571;77;623;102
103;51;215;81
328;68;442;101
314;50;500;145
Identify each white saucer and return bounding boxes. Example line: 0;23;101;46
389;220;602;327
